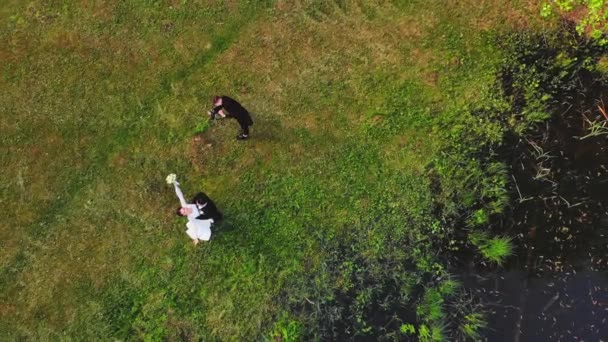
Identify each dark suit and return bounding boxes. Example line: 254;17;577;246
191;192;223;221
210;96;253;135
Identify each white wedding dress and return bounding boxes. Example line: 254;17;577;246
186;219;212;241
174;181;213;241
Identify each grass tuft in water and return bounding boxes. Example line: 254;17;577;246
470;231;513;265
461;312;487;340
483;237;513;265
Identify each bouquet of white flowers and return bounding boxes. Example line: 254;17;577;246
166;173;177;185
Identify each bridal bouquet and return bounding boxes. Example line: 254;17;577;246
166;173;177;185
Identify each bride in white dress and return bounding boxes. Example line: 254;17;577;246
169;176;213;245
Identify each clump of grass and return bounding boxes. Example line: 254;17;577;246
415;285;450;341
482;236;513;264
469;209;489;226
469;231;488;247
417;289;445;323
460;312;486;340
400;323;416;335
470;231;513;264
448;289;488;341
578;113;608;140
438;278;461;296
418;323;445;342
269;313;302;342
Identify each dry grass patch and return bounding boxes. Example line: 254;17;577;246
444;0;544;30
409;47;440;87
83;0;115;21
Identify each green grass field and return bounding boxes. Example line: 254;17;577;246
0;0;557;340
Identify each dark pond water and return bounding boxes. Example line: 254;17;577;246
461;91;608;340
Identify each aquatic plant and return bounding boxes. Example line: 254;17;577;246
469;232;513;265
578;114;608;139
469;231;489;248
399;323;416;335
479;237;513;264
430;324;446;342
447;289;488;341
438;278;461;296
460;313;487;340
417;289;445;322
418;325;432;341
418;323;445;342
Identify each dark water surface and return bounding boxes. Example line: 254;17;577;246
462;268;607;341
466;89;608;340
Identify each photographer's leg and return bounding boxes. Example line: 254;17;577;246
236;120;249;140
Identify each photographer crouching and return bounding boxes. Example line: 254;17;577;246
208;95;254;141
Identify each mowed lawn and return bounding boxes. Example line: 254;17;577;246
0;1;542;340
